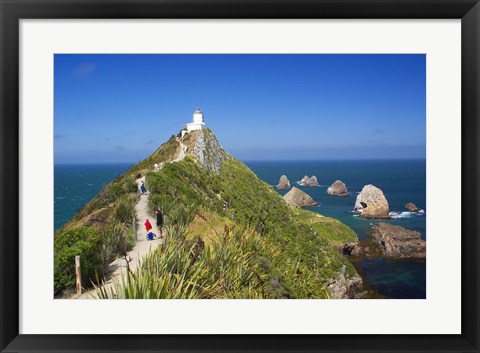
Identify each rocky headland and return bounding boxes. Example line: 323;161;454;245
327;180;349;196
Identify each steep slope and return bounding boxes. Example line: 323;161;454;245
56;128;363;299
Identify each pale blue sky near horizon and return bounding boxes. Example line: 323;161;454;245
54;54;426;164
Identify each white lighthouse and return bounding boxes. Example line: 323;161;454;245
186;107;205;132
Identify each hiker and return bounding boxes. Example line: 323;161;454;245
144;218;152;233
154;209;164;239
140;181;146;195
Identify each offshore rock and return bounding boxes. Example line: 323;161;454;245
405;202;419;212
354;184;390;219
300;175;319;187
327;180;349;196
366;223;426;258
283;187;318;207
276;175;291;189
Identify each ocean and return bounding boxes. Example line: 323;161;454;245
54;159;426;299
54;163;133;230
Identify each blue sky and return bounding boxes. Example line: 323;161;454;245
54;54;425;163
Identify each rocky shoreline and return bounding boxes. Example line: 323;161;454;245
274;173;426;298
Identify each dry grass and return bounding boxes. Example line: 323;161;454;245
187;209;235;246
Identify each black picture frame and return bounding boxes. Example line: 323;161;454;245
1;1;479;352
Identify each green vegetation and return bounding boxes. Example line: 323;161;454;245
96;215;272;299
291;208;358;245
57;129;360;298
54;227;103;293
140;155;357;298
54;221;137;294
54;135;183;295
126;135;179;176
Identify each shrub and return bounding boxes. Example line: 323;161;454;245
124;178;138;194
113;195;136;224
54;227;103;293
98;223;127;269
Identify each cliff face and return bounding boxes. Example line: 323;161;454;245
192;129;230;174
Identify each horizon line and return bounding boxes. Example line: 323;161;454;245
54;158;427;166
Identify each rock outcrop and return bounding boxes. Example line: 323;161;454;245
283;187;318;207
327;180;349;196
405;202;419;212
300;175;319;186
364;223;426;258
339;242;361;257
192;129;229;174
327;265;365;299
276;175;291;189
354;184;390;218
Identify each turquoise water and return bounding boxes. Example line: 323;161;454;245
245;160;426;299
54;160;426;298
54;163;132;230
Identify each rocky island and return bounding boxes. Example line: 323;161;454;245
327;180;349;196
300;175;319;186
283;187;318;207
354;184;390;219
405;202;420;212
276;175;291;189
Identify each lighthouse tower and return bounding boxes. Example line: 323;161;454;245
186;107;205;132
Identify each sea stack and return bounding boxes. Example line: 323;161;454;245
300;175;319;186
367;223;426;258
354;184;390;218
327;180;349;196
405;202;419;212
276;175;291;189
283;187;318;207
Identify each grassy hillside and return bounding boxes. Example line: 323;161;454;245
143;149;359;298
56;128;362;298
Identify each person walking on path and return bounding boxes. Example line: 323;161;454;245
154;209;164;239
140;181;146;195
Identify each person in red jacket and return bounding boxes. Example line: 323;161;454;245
144;218;152;233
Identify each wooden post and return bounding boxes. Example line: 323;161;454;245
75;255;82;296
132;216;137;237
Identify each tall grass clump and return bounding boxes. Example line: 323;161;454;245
113;194;137;224
95;221;275;299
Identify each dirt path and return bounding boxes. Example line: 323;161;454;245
172;138;187;162
77;177;163;299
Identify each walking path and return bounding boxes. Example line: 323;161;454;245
77;177;163;299
172;138;187;162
